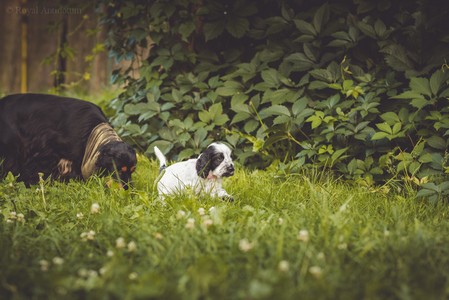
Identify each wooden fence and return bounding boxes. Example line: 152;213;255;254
0;0;112;94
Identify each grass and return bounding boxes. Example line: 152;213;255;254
1;155;449;299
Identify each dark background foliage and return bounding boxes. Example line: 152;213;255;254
100;0;449;201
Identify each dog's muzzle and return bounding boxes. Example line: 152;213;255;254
223;165;235;177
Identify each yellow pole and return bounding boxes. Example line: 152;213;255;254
21;0;28;93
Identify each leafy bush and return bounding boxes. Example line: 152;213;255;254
100;0;449;198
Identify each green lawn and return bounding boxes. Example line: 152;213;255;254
1;156;449;299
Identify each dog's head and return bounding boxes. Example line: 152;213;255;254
95;141;137;189
196;143;234;179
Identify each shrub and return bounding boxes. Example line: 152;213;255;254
100;0;449;199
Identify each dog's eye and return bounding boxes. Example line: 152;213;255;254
121;166;128;172
214;153;224;161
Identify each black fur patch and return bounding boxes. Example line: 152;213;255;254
195;145;224;178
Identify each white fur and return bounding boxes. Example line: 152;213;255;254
154;143;234;199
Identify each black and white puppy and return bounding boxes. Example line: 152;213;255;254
0;94;137;189
154;143;235;200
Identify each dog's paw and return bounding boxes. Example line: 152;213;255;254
221;195;234;202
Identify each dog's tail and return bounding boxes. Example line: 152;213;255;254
154;146;167;173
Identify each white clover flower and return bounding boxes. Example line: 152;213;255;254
16;213;25;223
76;212;84;219
90;203;100;214
317;252;326;261
198;207;206;216
88;270;98;278
202;218;213;228
176;210;186;219
129;272;138;280
52;257;64;265
99;267;108;275
278;260;289;272
39;259;49;272
116;237;126;249
337;243;347;250
154;232;163;240
81;230;96;241
9;211;17;220
107;250;114;257
239;239;254;252
87;230;96;240
297;229;309;242
185;218;195;229
78;268;88;277
278;218;284;225
127;241;137;252
309;266;323;279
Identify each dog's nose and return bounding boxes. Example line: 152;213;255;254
228;165;235;175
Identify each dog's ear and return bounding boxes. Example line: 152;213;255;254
95;143;115;173
196;147;213;178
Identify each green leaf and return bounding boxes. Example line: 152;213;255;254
198;110;211;123
331;147;348;164
392;122;402;135
308;81;329;90
381;44;414;72
426;135;446;150
178;148;196;161
392;91;425;99
232;112;252;124
313;4;329;34
259;105;291;119
419;153;433;163
226;17;249;38
293;19;317;36
273;115;291;125
203;21;225;41
374;19;386;37
244;120;259;133
410;77;431;97
381;112;400;124
343;80;353;90
303;44;317;62
416;188;437;198
231;93;249;113
214;114;230;126
179;22;195;42
261;69;281;88
420;182;440;193
209;103;223;116
410;98;430;109
194;128;208;145
216;81;243;96
371;132;389;140
292;97;308;116
430;69;447;96
306;115;322;129
376;122;392;134
124;103;154;115
264;88;300;105
309;69;333;82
